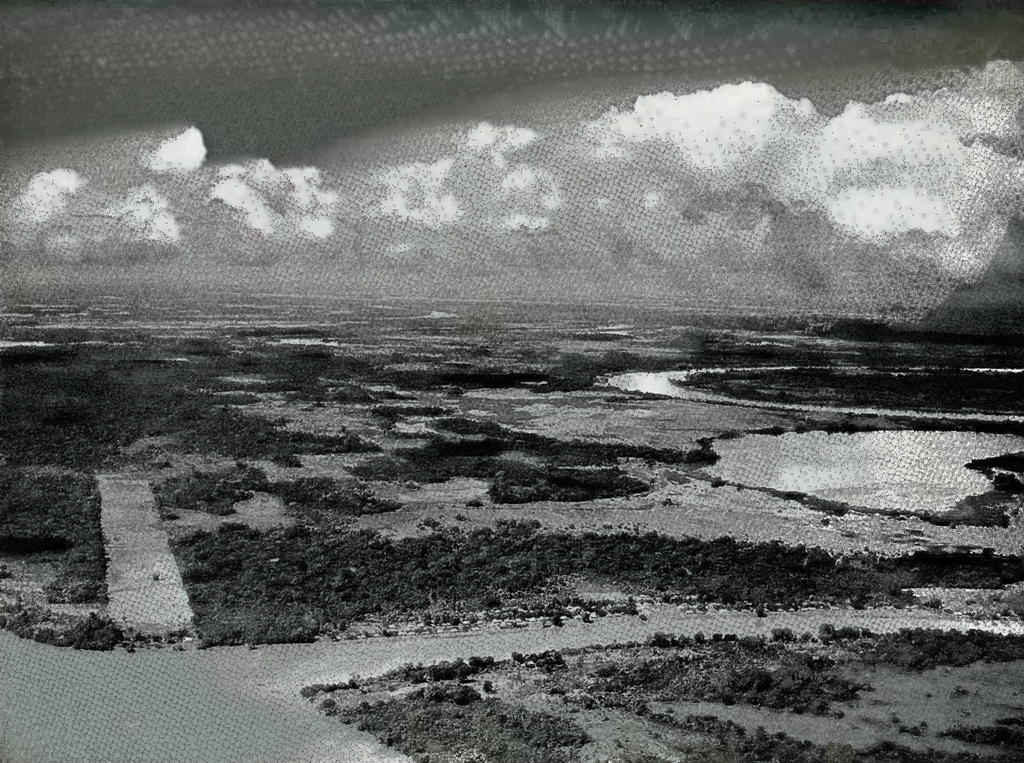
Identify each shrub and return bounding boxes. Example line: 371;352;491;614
152;464;269;517
55;612;124;651
269;477;401;519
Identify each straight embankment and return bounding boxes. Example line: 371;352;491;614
97;474;194;632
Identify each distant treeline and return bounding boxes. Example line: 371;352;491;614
825;318;1024;347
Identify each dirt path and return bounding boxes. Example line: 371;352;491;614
97;474;194;632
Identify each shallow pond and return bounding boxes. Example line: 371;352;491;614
707;430;1024;514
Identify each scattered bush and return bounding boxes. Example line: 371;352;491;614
268;476;401;519
863;628;1024;671
941;722;1024;752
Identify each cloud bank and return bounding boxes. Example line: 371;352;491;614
4;62;1023;310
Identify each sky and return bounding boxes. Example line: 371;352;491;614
2;3;1023;315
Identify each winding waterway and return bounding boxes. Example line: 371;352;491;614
605;369;1024;423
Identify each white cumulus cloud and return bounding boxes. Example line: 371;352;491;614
828;187;951;239
299;216;334;239
587;64;1024;262
465;121;539;168
148;127;207;173
110;185;180;242
209;159;341;238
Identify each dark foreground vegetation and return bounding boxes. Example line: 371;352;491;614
649;627;1024;672
585;641;863;716
171;519;1024;645
0;606;124;650
336;693;590;763
328;697;1011;763
859;628;1024;671
941;719;1024;754
0;468;106;604
647;714;1012;763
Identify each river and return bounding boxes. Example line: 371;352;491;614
3;607;1022;762
604;369;1024;423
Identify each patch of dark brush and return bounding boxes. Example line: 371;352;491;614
152;463;270;518
940;723;1024;752
370;404;451;422
269;476;401;521
333;692;590;763
0;469;106;604
0;345;376;469
169;522;1021;645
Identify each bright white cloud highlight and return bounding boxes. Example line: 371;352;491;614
111;185;180;242
211;175;274;234
209;159;340;238
299;216;334;238
589;63;1024;251
828;187;951;239
593;84;816;170
149;127;207;173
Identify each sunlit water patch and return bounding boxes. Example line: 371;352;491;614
707;430;1024;514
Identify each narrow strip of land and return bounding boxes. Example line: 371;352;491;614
97;474;194;632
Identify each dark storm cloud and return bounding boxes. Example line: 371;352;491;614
2;2;1021;163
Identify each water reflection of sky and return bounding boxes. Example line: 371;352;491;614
709;431;1024;513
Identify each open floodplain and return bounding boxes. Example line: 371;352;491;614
3;294;1024;763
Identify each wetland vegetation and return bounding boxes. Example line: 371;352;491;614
4;298;1024;763
306;627;1024;763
